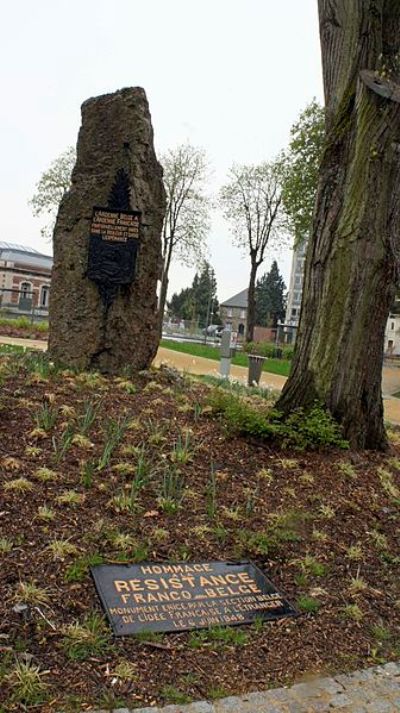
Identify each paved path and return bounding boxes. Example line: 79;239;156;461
91;662;400;712
2;336;400;425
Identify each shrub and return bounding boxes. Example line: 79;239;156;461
209;388;348;450
244;341;294;360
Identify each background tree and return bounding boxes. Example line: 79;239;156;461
167;260;220;327
159;143;210;324
219;160;284;342
30;146;75;238
277;0;400;450
281;100;325;246
255;260;286;327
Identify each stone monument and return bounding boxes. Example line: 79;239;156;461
48;87;166;374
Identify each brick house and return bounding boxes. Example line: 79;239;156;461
0;242;53;318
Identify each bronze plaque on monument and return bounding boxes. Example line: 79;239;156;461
91;561;296;635
87;207;140;288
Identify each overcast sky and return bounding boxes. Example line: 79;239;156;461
0;0;323;302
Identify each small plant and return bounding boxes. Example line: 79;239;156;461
377;467;399;499
77;399;99;434
53;423;74;463
0;537;12;554
37;505;56;522
349;577;368;594
33;466;58;483
158;466;185;514
160;685;192;705
107;531;136;551
60;404;76;418
299;471;315;484
4;477;33;492
80;460;96;488
346;544;363;561
35;403;57;431
189;626;248;649
299;555;328;578
57;490;85;507
48;539;79;560
319;504;335;519
14;581;51;606
97;417;128;471
62;612;109;660
342;604;363;622
113;462;136;476
64;553;104;583
71;433;93;450
25;446;42;458
297;595;321;614
113;660;137;681
108;490;137;514
6;660;47;706
170;431;193;464
2;456;20;471
256;467;274;483
337;461;357;479
371;624;391;642
312;529;328;542
369;529;388;550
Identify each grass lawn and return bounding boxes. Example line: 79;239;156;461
160;338;291;377
0;350;399;710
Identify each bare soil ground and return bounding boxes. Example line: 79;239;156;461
0;353;399;711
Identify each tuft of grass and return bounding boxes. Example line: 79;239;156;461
56;490;85;507
47;539;79;560
160;685;192;705
112;660;137;681
35;403;57;431
33;466;58;483
80;460;95;488
2;457;20;471
62;612;109;660
346;544;363;561
256;467;274;483
189;626;248;649
4;477;33;492
97;417;128;471
348;577;368;594
0;537;12;554
65;553;104;583
6;660;47;706
297;595;321;614
377;467;399;499
319;504;335;519
157;466;185;514
71;434;94;450
106;531;137;551
37;505;56;522
342;604;363;622
299;555;328;578
337;461;357;479
25;446;42;458
368;529;388;550
14;581;51;606
170;431;193;464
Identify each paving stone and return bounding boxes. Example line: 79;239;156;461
112;709;131;713
365;702;394;712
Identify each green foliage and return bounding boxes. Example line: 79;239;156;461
64;553;104;582
62;612;109;660
255;260;286;327
209;388;348;450
35;404;57;431
30;145;75;238
158;466;185;514
189;626;248;649
168;260;221;327
282;99;325;246
160;686;192;705
297;595;321;614
97;417;128;471
244;340;294;359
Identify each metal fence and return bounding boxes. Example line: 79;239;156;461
0;287;49;323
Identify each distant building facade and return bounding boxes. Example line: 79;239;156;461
0;242;53;318
220;289;248;337
284;241;307;328
285;241;398;354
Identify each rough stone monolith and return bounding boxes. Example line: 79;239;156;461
48;87;166;374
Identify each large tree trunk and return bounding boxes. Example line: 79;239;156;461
277;1;400;449
246;259;258;342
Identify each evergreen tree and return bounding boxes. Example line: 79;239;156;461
167;261;221;327
255;261;286;327
192;261;221;327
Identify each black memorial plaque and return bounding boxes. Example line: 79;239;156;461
87;207;140;303
91;561;297;636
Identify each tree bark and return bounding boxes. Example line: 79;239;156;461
246;259;258;342
277;0;400;449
